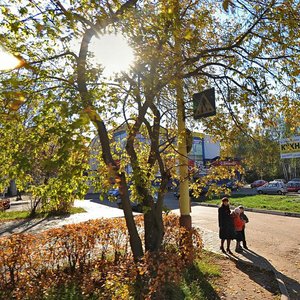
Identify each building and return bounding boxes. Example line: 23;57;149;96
189;134;220;169
89;128;220;173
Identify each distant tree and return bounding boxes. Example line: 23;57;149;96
222;127;283;181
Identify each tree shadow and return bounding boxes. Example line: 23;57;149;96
0;213;73;236
227;249;300;299
0;217;47;236
84;193;119;208
162;262;221;300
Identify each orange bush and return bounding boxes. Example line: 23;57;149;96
0;214;202;299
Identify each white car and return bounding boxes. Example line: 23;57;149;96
273;179;286;184
257;181;287;195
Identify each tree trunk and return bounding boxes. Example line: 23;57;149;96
144;204;164;252
118;173;144;260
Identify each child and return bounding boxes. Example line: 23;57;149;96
232;207;245;252
238;205;249;250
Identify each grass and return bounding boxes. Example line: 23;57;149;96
45;283;99;300
0;206;86;222
163;252;222;299
200;194;300;213
43;251;223;300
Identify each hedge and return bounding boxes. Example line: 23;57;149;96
0;214;202;299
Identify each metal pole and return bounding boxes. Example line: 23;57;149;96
174;0;191;230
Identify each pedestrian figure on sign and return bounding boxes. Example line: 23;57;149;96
218;197;235;255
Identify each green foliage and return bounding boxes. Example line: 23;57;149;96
221;128;284;181
1;0;300;257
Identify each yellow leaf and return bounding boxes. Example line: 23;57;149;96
9;97;25;111
291;69;300;77
184;30;193;40
83;106;101;122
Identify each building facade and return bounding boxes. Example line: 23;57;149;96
90;129;220;172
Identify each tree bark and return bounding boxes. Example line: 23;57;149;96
76;22;144;261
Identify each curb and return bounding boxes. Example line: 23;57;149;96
9;199;300;218
10;200;30;206
192;202;300;218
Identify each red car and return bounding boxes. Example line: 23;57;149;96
250;180;268;188
286;181;300;192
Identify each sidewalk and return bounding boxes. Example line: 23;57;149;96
198;227;289;300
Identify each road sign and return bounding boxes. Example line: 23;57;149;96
193;88;216;119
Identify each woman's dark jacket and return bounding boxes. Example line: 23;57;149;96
218;204;235;240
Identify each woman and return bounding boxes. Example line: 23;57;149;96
218;197;235;254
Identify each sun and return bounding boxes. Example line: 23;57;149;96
0;48;21;71
90;33;134;77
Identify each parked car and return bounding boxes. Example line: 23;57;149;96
0;198;10;211
107;187;158;213
107;188;142;212
286;181;300;192
250;180;268;188
290;178;300;182
273;179;286;184
174;179;239;199
257;181;287;195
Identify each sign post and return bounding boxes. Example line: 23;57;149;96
174;0;191;230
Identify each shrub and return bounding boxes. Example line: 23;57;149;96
0;214;202;299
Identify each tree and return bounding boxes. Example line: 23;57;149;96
221;127;283;182
0;73;91;213
1;0;299;261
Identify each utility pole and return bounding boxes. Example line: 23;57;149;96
174;0;191;230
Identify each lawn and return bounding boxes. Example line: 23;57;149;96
202;194;300;214
0;206;86;222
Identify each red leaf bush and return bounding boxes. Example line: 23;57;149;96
0;214;202;299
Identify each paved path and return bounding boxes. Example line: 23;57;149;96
186;204;300;300
0;198;126;236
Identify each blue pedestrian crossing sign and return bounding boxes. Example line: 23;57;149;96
193;88;216;119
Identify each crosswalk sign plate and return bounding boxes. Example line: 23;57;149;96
193;88;216;119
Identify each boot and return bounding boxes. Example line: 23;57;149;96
243;241;249;250
226;248;233;255
235;242;243;253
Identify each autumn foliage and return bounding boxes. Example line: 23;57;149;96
0;214;202;299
